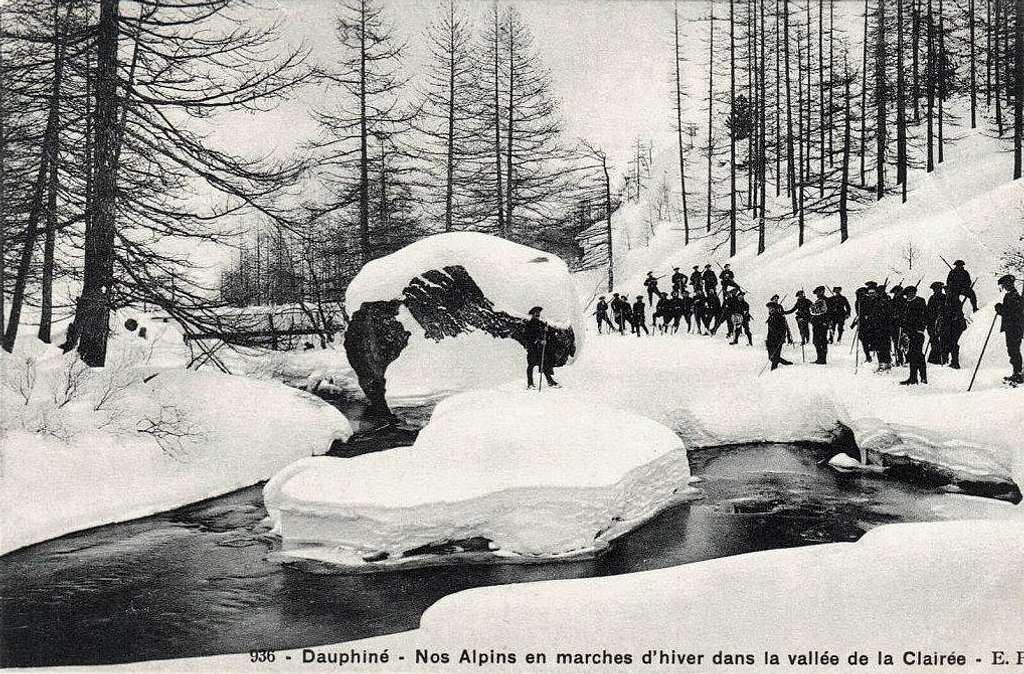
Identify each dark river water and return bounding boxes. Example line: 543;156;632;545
0;396;972;668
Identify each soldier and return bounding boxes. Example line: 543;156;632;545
946;259;979;313
631;295;650;336
525;306;560;389
765;300;794;370
654;292;673;333
810;286;831;364
889;285;907;366
900;286;928;385
942;286;968;369
690;265;703;294
643;272;661;306
719;263;737;296
611;293;627;334
852;286;873;362
926;281;948;366
995;274;1023;384
786;290;812;345
868;283;894;371
771;293;795;344
692;289;708;335
730;291;753;346
671;267;687;294
722;287;738;338
678;288;694;333
702;264;718;297
594;296;615;334
705;289;723;334
827;286;851;343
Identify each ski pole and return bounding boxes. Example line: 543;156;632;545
967;312;998;392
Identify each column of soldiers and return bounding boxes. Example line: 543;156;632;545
593;263;750;342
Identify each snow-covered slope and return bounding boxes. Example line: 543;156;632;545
0;340;352;555
264;389;698;568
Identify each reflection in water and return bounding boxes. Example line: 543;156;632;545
0;399;964;668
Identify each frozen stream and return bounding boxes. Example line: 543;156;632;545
0;397;992;667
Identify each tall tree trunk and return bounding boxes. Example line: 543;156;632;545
859;0;869;184
0;36;7;338
927;0;935;170
875;0;887;200
39;3;62;344
358;0;369;262
707;0;715;233
674;0;690;243
840;62;851;242
730;0;737;257
757;0;767;254
504;11;514;235
603;156;614;290
444;0;455;232
970;0;977;127
4;8;68;352
817;0;825;195
986;0;992;106
491;6;504;236
1015;0;1023;178
938;0;945;163
775;0;781;196
898;0;908;202
797;31;805;245
828;0;835;165
784;0;797;212
913;0;921;121
76;0;120;366
995;0;1003;135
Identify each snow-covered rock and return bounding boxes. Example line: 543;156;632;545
343;233;584;416
264;389;698;568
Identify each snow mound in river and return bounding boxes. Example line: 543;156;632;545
264;389;698;567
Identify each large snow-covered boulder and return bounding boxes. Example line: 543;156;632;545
343;233;584;416
264;389;698;570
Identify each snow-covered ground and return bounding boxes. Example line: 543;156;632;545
0;328;352;555
265;389;698;567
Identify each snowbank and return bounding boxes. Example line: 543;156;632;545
343;233;584;412
264;390;698;567
0;345;352;555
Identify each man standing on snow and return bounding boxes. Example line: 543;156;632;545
631;295;650;336
889;285;907;366
611;293;627;334
678;288;694;333
827;286;851;344
995;274;1024;384
692;289;708;335
810;286;831;364
900;286;928;385
525;306;560;389
926;281;949;365
942;287;968;369
946;259;979;313
672;267;687;294
765;300;794;370
719;263;737;297
731;291;753;346
702;264;718;297
643;272;661;307
690;266;703;294
705;289;724;335
786;290;812;345
594;296;615;334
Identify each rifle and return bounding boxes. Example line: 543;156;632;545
939;254;953;270
537;324;549;393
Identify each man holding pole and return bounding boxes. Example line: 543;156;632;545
995;275;1024;385
525;306;560;390
900;286;929;386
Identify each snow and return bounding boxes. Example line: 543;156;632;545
0;339;352;556
345;232;585;405
264;389;698;566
